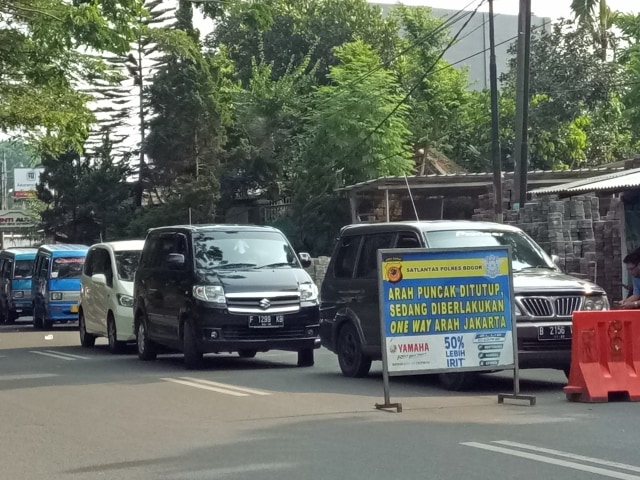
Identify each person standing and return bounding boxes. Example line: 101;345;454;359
618;248;640;309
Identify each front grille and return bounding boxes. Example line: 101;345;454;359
521;340;572;351
62;291;80;302
221;326;309;341
555;296;581;316
518;296;582;318
520;297;553;316
225;292;300;314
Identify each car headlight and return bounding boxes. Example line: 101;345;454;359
514;303;523;316
117;294;134;308
193;285;226;305
50;292;63;301
299;282;318;305
583;296;608;311
12;291;24;299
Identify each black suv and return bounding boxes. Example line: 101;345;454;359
319;221;610;390
133;224;320;369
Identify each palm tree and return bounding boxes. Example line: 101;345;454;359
570;0;616;61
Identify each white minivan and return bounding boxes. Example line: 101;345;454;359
79;240;145;353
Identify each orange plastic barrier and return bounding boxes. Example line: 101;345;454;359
564;310;640;402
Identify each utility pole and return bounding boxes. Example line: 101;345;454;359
488;0;502;223
513;0;532;210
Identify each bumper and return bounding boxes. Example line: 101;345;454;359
193;304;321;353
516;321;572;369
9;299;33;316
48;301;80;321
113;305;135;341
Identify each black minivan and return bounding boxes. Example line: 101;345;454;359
133;224;320;369
320;220;610;390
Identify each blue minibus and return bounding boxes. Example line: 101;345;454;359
31;244;89;329
0;248;38;323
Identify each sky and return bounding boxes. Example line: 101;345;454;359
374;0;639;18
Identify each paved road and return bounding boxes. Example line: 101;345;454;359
1;319;639;480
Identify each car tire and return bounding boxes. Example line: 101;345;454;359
0;304;6;325
183;320;203;370
79;311;96;347
297;348;315;367
5;305;16;324
337;323;372;378
238;349;257;358
107;315;125;354
136;317;157;361
33;303;43;329
438;372;477;391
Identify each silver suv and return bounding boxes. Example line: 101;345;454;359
319;221;609;390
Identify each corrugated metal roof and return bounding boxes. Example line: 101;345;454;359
530;167;640;195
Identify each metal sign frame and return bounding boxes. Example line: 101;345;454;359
375;246;535;412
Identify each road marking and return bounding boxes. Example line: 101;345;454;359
494;441;640;473
162;378;249;396
42;350;90;360
462;442;640;480
0;373;59;381
180;377;271;396
162;377;272;397
30;350;90;361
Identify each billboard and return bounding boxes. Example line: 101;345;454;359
14;168;44;199
378;246;515;375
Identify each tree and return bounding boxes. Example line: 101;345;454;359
570;0;616;60
617;13;640;143
288;40;413;254
0;0;144;153
139;0;235;226
37;136;134;244
501;20;633;169
205;0;398;87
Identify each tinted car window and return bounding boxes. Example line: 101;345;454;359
356;233;393;278
334;235;361;278
14;259;34;278
424;229;555;271
51;257;85;279
396;232;421;248
193;231;297;270
115;251;141;281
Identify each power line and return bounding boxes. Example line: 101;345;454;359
335;0;487;166
311;0;483;111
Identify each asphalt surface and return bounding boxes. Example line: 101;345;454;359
1;319;639;480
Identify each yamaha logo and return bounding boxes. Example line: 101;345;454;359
259;298;271;310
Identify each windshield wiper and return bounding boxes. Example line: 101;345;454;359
216;262;258;269
516;265;555;271
257;262;293;269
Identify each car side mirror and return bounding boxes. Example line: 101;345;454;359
551;255;561;269
298;252;312;268
167;253;185;269
92;273;107;286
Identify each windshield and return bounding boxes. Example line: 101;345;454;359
115;250;141;281
51;257;85;279
423;229;555;272
193;230;299;270
14;259;34;278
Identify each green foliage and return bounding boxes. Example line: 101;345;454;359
617;13;640;143
288;39;413;255
141;0;235;226
37;135;135;243
501;19;633;169
0;0;144;153
205;0;397;86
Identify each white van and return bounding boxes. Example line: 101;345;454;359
79;240;145;353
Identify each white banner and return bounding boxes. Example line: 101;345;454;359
14;168;44;198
